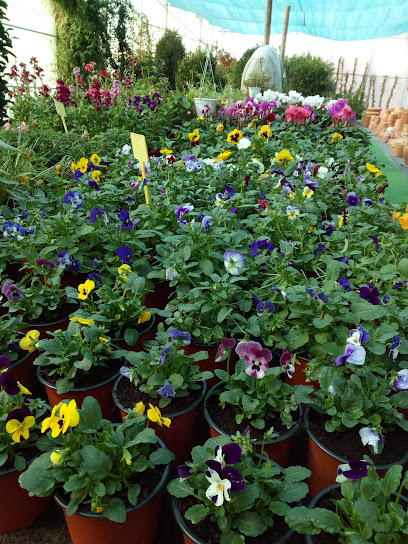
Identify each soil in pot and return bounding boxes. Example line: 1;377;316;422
205;388;301;467
176;495;301;544
114;377;205;464
19;301;78;338
39;360;122;420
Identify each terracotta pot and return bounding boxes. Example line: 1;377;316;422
392;142;404;158
0;458;52;534
9;348;37;392
402;112;408;124
286;356;319;390
113;376;207;464
394;119;403;132
403;124;408;132
380;113;389;122
37;364;120;420
54;455;169;544
305;484;408;543
203;382;302;468
172;497;295;544
304;407;408;497
403;145;408;166
111;316;156;352
181;344;237;389
144;280;175;310
389;113;398;124
361;114;370;128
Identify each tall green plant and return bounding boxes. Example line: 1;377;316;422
230;45;258;89
108;0;134;74
0;0;13;123
155;29;185;89
283;53;335;97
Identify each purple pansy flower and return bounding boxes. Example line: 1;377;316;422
248;239;275;257
175;204;194;224
1;282;24;302
313;243;326;256
87;179;100;191
335;344;366;366
116;244;133;264
56;250;73;270
0;356;19;395
336;460;372;483
364;199;373;206
158;346;173;365
6;404;31;422
168;329;191;345
359;284;380;305
347;192;360;207
89;207;108;224
216;338;236;362
383;294;390;304
368;236;380;253
88;272;102;288
280;349;295;378
388;335;401;360
117;210;134;231
235;341;272;379
63;191;83;210
348;326;370;345
201;215;212;233
338;277;351;291
393;369;408;391
223;185;236;199
35;259;55;270
157;382;176;399
177;465;192;479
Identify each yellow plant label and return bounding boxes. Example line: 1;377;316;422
130;132;151;205
54;100;68;133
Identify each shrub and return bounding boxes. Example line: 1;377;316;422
283;53;335;97
0;0;13;123
155;29;185;89
175;48;226;91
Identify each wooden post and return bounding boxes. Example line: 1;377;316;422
264;0;273;45
280;5;291;69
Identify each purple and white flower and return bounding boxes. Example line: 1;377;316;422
280;349;295;378
335;343;366;366
236;341;272;379
223;250;245;276
359;427;383;454
215;337;236;362
63;191;83;210
158;346;173;366
157;382;176;399
175;204;194;224
347;326;370;345
389;335;401;361
393;369;408;391
168;329;191;345
165;267;179;281
204;468;232;506
336;460;372;483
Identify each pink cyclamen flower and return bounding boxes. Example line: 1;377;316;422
235;341;272;379
17;122;28;132
3;122;11;131
215;337;236;362
280;349;295;378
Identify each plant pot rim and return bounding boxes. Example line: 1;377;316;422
171;496;294;544
54;436;170;519
0;451;41;477
305;483;408;544
203;381;303;446
109;314;156;342
194;97;218;103
113;375;207;420
19;300;78;329
9;348;31;371
36;361;121;393
304;406;408;468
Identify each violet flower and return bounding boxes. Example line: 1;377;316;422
201;215;212;233
158;346;173;365
215;338;236;362
116;244;133;264
359;284;380;305
0;356;19;395
235;341;272;379
280;349;295;378
335;344;366;366
157;382;175;399
117;210;134;230
364;199;373;206
168;329;191;345
175;204;194;224
359;427;383;454
388;335;401;361
348;326;370;345
368;235;380;253
338;277;351;291
35;259;55;270
336;460;372;483
177;465;192;479
63;191;83;210
6;404;31;422
1;282;24;302
393;369;408;390
248;239;275;257
347;192;360;207
313;243;326;256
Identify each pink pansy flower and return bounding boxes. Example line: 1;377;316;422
17;122;28;132
215;337;236;362
280;349;295;378
235;341;272;379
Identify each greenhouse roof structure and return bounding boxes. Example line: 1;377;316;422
168;0;408;41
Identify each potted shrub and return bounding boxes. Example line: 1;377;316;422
194;83;220;118
168;434;310;543
203;340;303;467
113;323;212;463
286;458;408;543
19;396;174;544
0;370;51;533
244;73;271;97
297;326;408;496
34;317;122;418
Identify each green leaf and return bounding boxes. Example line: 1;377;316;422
80;396;103;431
94;481;106;497
217;307;232;323
127;483;141;506
183;245;191;261
232;484;259;509
350;302;387;321
14;455;26;471
81;445;113;477
241;394;259;413
237;511;267;537
167;478;192;498
103;497;127;523
381;465;402;497
185;504;209;524
64;475;87;492
341;480;354;501
220;390;240;405
149;447;174;465
283;466;311;482
313;315;333;329
124;328;139;346
199;259;214;276
127;428;156;446
354;498;380;525
19;468;54;495
220;532;244;544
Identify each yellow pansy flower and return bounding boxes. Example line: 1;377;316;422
96;507;103;513
289;192;295;199
303;187;314;198
20;176;29;184
99;337;109;343
188;128;200;142
91;153;101;166
50;451;64;465
392;210;401;222
258;125;271;140
138;311;151;324
56;165;62;174
399;213;408;230
18;382;32;395
78;279;95;300
216;123;224;132
227;129;243;144
135;402;145;415
147;404;171;428
77;157;88;173
6;416;35;442
275;149;294;163
366;163;382;177
118;264;132;275
92;170;101;182
197;115;204;121
70;317;94;325
71;162;77;173
19;330;40;352
215;150;232;162
331;133;343;143
308;226;316;233
160;148;173;155
41;400;80;438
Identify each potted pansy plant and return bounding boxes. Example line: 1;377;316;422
0;368;51;534
203;339;304;467
286;459;408;544
113;323;212;463
168;434;310;544
19;396;174;544
297;326;408;497
34;317;122;418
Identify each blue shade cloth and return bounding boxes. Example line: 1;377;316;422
168;0;408;41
